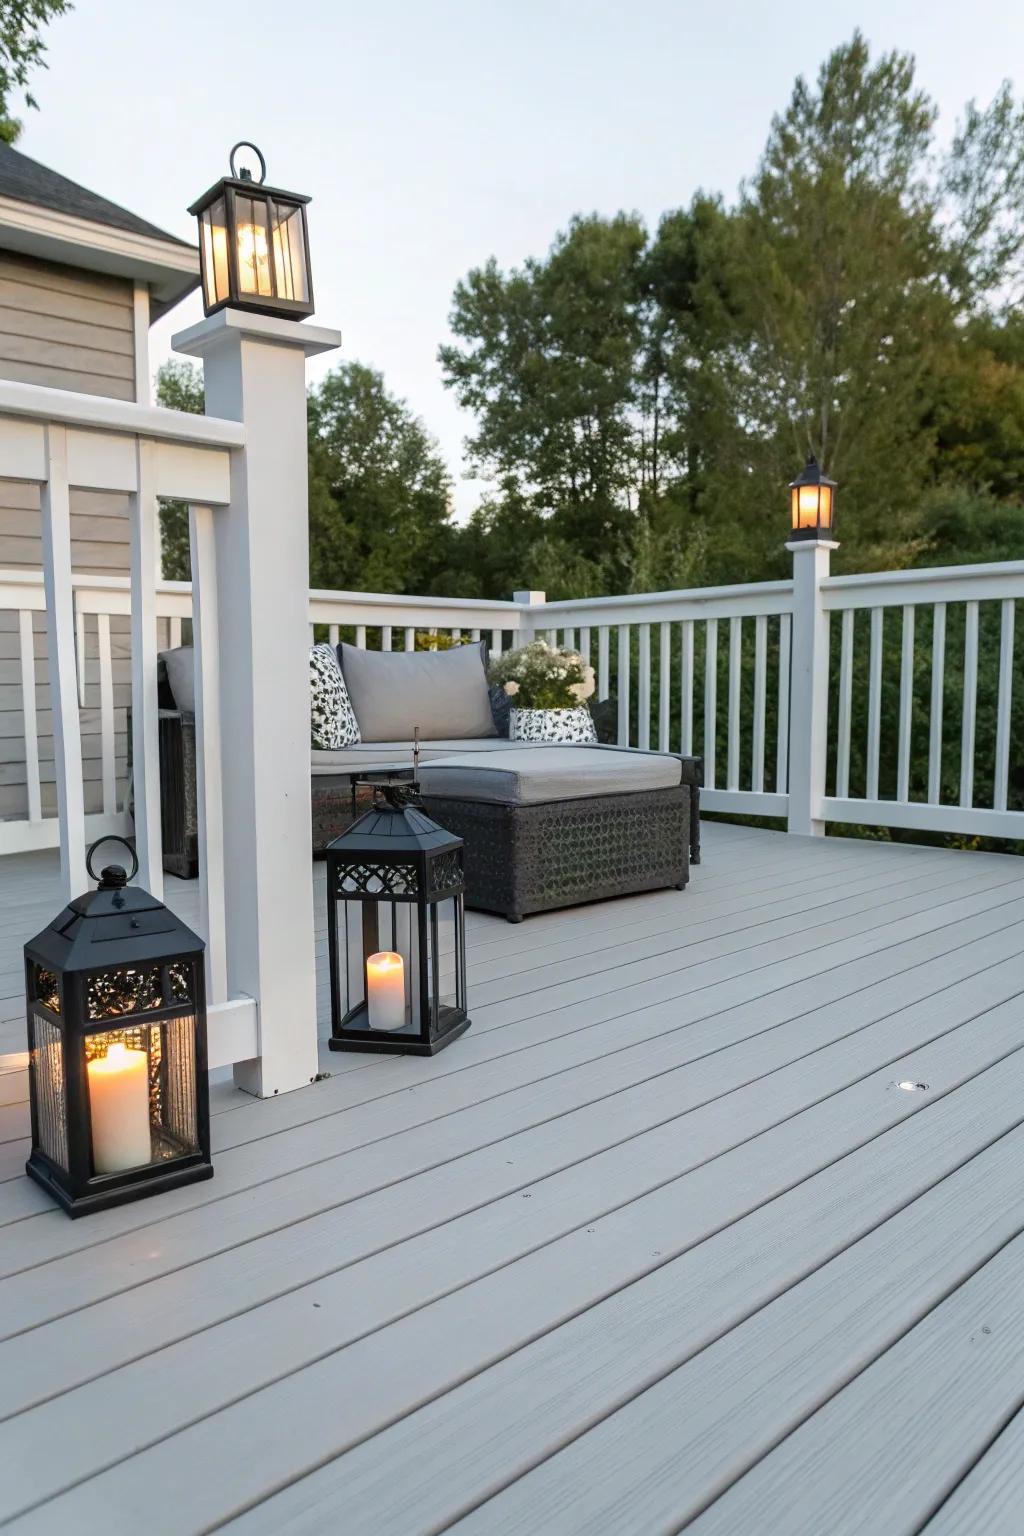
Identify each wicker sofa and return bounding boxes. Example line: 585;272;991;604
145;656;703;880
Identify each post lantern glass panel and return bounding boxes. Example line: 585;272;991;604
270;199;309;303
327;792;471;1057
24;845;212;1217
198;196;230;311
234;192;274;299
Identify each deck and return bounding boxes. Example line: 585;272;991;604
2;820;1024;1533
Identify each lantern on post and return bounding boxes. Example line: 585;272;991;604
24;839;212;1217
189;141;314;321
326;784;471;1056
788;454;837;541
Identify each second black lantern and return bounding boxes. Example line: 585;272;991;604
326;785;470;1056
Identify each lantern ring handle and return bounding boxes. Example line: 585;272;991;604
86;835;139;886
229;141;267;185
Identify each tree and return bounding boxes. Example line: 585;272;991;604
155;361;203;580
308;362;458;595
440;214;648;590
0;0;71;143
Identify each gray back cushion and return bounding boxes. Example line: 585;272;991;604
338;640;497;742
160;646;195;715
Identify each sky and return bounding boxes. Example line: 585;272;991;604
17;0;1024;517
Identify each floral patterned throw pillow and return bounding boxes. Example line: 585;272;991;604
310;643;361;749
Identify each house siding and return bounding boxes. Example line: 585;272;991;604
0;250;140;824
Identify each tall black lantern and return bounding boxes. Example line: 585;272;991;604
189;141;314;321
24;839;212;1217
326;786;471;1056
789;454;837;540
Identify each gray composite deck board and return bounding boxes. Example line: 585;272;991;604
0;823;1023;1532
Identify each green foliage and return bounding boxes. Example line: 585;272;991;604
155;361;203;581
0;0;71;140
308;362;458;596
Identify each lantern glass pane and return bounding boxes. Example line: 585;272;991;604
431;897;459;1018
30;1009;67;1170
339;894;423;1034
235;194;274;298
795;484;821;530
85;1014;200;1175
818;484;833;527
200;198;230;308
270;200;308;302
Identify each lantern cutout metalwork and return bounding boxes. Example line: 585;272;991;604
189;141;314;321
24;838;212;1217
788;454;837;541
326;785;471;1056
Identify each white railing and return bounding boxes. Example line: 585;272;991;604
7;561;1021;875
0;378;256;1072
821;562;1024;840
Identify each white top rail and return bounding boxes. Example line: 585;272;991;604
823;561;1024;610
0;379;245;450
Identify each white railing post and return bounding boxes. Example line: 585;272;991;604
786;534;837;836
513;589;545;646
174;310;340;1097
128;437;163;900
40;424;88;898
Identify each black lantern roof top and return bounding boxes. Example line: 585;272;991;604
330;791;461;858
187;140;311;217
25;843;203;973
789;453;837;491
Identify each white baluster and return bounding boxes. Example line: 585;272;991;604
40;424;87;898
896;605;915;802
598;626;610;701
960;600;979;809
835;609;854;799
994;599;1015;813
129;437;163;899
775;613;791;795
928;603;946;804
727;616;742;791
680;620;694;757
866;607;883;801
658;621;671;754
189;504;228;1006
617;626;631;746
751;614;767;794
704;618;718;790
96;611;116;816
18;608;41;823
637;623;651;750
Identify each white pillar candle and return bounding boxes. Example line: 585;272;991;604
366;951;406;1031
87;1041;151;1173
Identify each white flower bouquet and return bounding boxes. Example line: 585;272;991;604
488;639;596;710
488;640;598;744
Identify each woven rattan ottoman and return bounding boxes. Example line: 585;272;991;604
418;746;691;922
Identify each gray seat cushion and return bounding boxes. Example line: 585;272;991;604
311;737;522;776
338;641;497;742
417;746;683;805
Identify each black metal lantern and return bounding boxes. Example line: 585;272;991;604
326;785;470;1056
789;454;837;540
188;141;314;321
24;839;212;1217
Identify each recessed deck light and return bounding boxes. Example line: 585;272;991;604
895;1080;929;1093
